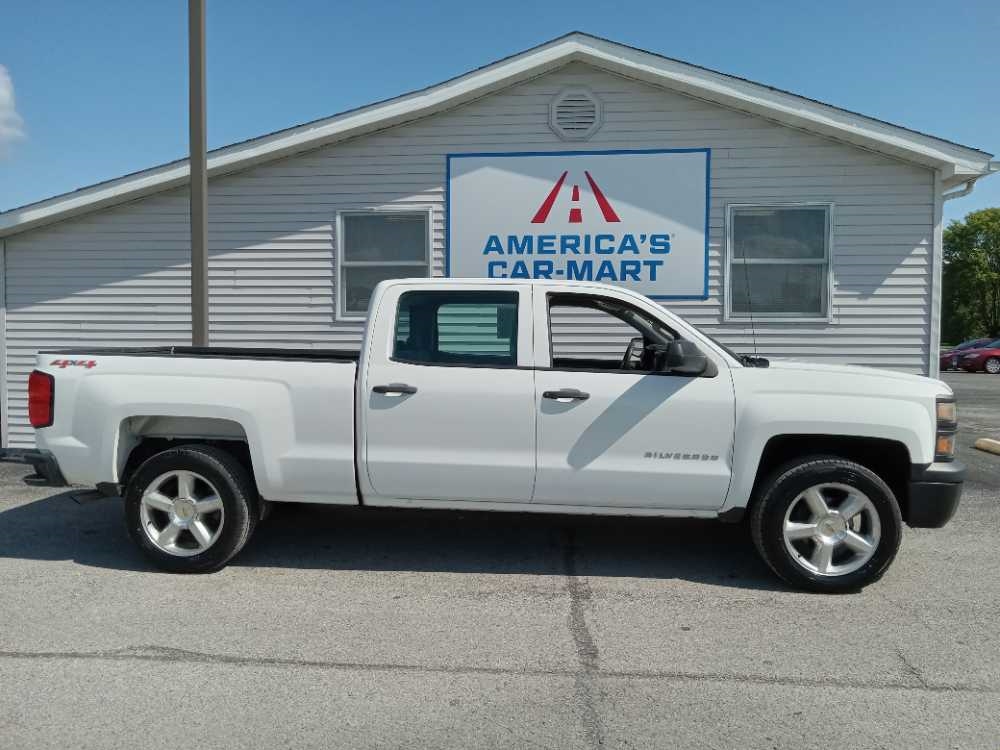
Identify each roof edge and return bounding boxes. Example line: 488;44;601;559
574;35;992;172
1;31;994;238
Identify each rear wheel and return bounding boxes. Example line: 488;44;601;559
985;357;1000;375
750;457;902;593
125;445;259;573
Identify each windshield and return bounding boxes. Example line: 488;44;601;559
696;330;770;367
701;332;747;362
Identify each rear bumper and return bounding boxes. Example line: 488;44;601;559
907;461;964;528
0;448;69;486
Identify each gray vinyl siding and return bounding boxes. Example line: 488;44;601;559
2;62;935;446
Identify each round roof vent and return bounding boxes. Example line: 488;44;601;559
549;88;602;141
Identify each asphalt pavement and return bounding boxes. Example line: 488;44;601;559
0;372;998;749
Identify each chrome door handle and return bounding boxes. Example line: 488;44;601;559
542;388;590;401
372;383;417;395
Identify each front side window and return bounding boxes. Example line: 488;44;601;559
393;291;518;367
548;293;675;372
727;205;831;319
338;212;430;318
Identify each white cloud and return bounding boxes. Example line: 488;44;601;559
0;65;25;154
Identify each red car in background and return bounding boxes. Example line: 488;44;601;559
940;338;992;371
958;338;1000;374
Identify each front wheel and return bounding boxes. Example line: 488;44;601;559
124;444;259;573
750;457;902;593
985;357;1000;375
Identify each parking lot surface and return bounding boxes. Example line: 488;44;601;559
1;372;998;749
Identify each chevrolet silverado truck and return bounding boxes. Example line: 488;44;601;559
19;278;964;592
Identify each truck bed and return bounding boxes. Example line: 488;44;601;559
41;346;360;362
33;347;360;503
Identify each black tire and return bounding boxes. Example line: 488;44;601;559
124;444;259;573
750;456;903;593
985;357;1000;375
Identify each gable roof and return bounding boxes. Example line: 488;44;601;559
1;31;995;238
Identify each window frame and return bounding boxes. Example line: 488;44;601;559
390;289;521;370
724;202;834;323
335;207;433;321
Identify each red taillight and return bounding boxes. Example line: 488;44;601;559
28;370;54;428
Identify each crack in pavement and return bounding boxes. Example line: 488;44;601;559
896;647;929;689
561;528;604;749
0;645;995;694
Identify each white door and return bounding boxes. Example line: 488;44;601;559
362;284;536;503
533;292;735;510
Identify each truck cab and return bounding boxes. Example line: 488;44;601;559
360;279;736;512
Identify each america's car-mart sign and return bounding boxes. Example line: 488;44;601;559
446;149;710;299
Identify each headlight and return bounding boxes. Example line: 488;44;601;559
935;396;957;461
936;400;957;426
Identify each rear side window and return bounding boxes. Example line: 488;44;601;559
393;290;518;367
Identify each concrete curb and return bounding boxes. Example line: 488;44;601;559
974;438;1000;456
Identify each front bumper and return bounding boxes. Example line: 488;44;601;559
907;461;964;528
0;448;69;486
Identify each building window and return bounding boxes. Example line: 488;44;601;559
337;210;431;319
393;290;519;367
726;204;832;320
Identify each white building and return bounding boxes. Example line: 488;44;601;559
0;32;996;448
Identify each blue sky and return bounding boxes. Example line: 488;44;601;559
1;0;997;224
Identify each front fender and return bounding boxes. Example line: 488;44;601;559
723;390;933;512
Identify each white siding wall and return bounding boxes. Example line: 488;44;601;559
2;62;935;447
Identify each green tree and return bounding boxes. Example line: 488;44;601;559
942;208;1000;342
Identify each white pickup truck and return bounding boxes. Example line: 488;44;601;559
20;278;963;592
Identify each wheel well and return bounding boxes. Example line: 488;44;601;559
116;415;255;489
119;437;255;491
751;435;912;520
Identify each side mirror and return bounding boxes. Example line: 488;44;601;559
657;340;711;376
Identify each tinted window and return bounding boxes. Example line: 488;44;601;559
729;205;830;318
339;213;429;317
394;291;518;367
342;214;427;263
731;263;825;316
732;207;827;259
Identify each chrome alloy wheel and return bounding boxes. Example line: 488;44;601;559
986;358;1000;375
782;483;881;577
139;470;225;557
